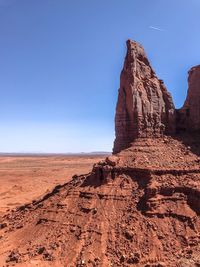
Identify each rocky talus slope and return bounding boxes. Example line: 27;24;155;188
1;40;200;267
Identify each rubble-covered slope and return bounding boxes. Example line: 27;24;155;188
1;138;200;267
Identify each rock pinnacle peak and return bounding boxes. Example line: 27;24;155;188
113;40;175;153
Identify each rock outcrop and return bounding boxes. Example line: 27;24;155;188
113;40;175;154
1;137;200;267
177;65;200;133
1;40;200;267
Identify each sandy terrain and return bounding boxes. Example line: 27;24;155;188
0;154;107;216
1;138;200;266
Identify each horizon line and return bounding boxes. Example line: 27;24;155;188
0;151;111;156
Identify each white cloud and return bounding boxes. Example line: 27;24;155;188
149;26;165;32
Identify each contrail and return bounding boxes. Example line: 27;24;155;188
149;26;165;32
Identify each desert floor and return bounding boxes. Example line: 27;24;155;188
0;154;107;216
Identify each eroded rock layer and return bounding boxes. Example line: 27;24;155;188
113;40;175;154
1;138;200;266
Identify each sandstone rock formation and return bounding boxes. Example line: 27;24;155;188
177;65;200;133
1;137;200;267
1;40;200;267
113;40;175;153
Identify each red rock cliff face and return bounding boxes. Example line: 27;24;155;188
113;40;175;154
177;65;200;132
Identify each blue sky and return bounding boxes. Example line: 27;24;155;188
0;0;200;153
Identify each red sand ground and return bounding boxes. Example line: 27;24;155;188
0;155;107;216
0;137;200;266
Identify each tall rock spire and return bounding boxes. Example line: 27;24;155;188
113;40;175;154
177;65;200;132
